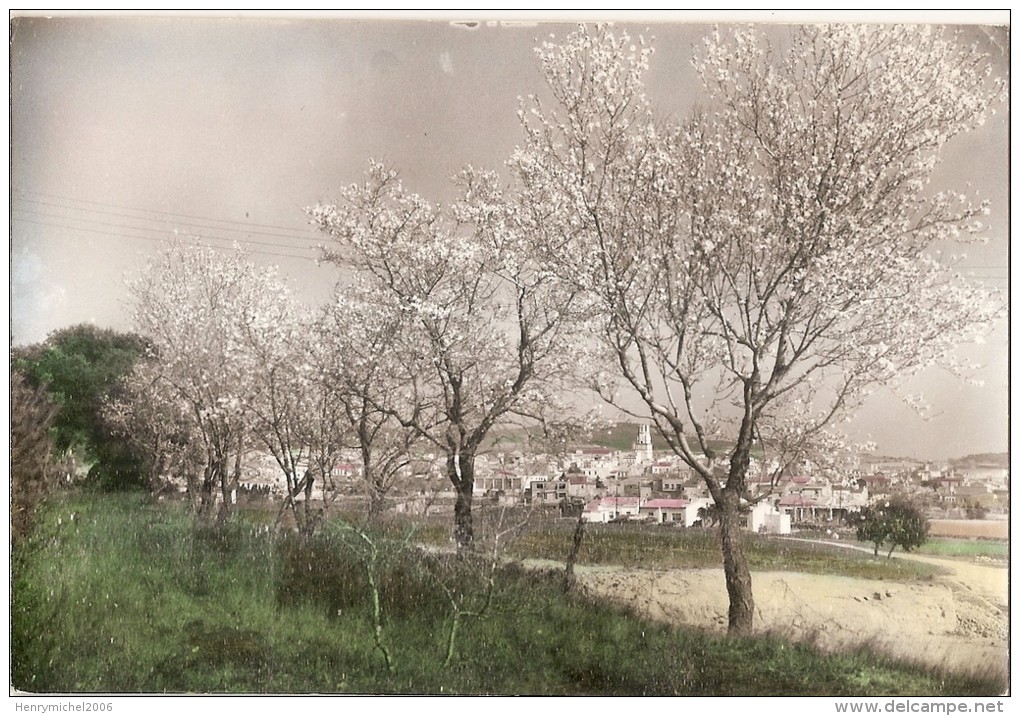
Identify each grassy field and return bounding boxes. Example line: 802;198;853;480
911;537;1008;560
10;493;1003;695
794;525;1008;562
505;520;946;581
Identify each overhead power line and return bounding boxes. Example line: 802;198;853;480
12;204;322;255
10;188;1007;281
11;214;319;263
9;188;336;262
13;188;321;239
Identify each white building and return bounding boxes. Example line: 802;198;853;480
634;424;654;466
640;498;688;524
748;502;791;535
582;496;641;523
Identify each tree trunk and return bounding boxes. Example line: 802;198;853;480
718;411;756;637
718;493;754;636
199;457;218;523
216;452;232;525
367;488;384;524
563;511;586;593
449;450;475;550
301;469;315;536
362;444;385;524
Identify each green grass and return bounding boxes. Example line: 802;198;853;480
11;493;1002;695
794;527;1008;563
507;522;946;581
911;538;1008;561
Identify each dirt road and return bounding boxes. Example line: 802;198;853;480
572;547;1008;680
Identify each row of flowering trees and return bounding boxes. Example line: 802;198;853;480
108;213;598;538
111;23;1003;636
104;245;416;533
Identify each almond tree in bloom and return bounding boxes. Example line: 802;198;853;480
516;24;1004;634
317;286;420;523
308;166;596;548
235;283;349;536
126;243;276;523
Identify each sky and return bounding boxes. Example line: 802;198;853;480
7;10;1011;463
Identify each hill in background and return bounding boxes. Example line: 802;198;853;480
484;421;731;456
949;453;1009;469
484;423;1005;471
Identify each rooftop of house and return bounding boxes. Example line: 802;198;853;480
642;498;689;509
778;494;817;507
585;496;641;511
859;475;891;484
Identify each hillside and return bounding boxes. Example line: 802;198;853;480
949;453;1009;469
484;424;1007;469
483;422;732;455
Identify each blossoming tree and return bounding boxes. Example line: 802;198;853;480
104;356;205;501
308;165;594;548
516;24;1003;634
234;282;350;536
316;286;421;522
126;244;261;521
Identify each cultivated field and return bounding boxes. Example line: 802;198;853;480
928;519;1008;540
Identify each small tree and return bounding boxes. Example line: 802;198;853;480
317;288;420;524
964;500;989;520
850;497;930;558
105;358;206;499
234;282;349;537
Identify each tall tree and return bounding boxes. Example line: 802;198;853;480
309;165;594;548
317;287;420;523
13;324;150;489
517;24;1003;634
126;243;268;522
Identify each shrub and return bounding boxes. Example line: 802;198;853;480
11;371;60;542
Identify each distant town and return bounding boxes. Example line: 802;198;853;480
216;423;1009;536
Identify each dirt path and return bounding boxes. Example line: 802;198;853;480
570;548;1008;680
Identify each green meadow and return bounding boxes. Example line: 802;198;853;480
10;493;1004;695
